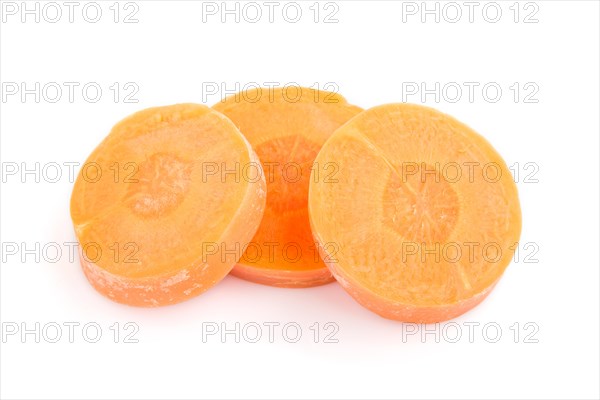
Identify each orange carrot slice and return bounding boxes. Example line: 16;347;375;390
70;104;266;306
308;103;522;322
213;87;362;287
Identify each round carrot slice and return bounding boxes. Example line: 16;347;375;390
308;103;522;322
213;87;362;287
70;104;266;306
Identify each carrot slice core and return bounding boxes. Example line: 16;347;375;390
213;88;362;287
308;103;522;322
70;104;266;306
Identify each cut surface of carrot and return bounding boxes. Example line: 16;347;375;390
213;87;362;287
308;103;521;322
70;104;266;306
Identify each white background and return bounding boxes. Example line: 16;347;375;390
1;1;599;399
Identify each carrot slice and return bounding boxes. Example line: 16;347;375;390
213;87;362;287
308;103;522;322
70;104;266;306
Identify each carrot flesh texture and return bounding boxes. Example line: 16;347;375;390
213;88;362;288
308;103;522;322
70;104;266;306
